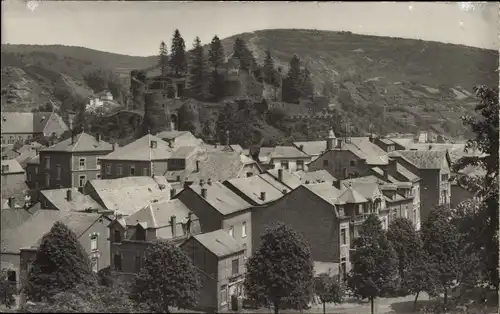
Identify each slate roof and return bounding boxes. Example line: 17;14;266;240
86;176;171;215
43;132;113;153
1;112;54;134
389;150;450;170
303;182;345;206
224;175;288;205
1;211;102;254
15;143;43;167
1;208;33;234
338;185;368;204
125;199;195;229
1;159;24;174
293;170;337;183
395;163;420;182
40;188;103;212
340;181;380;201
348;137;389;165
379;138;395;145
259;146;310;164
265;169;302;189
155;130;189;139
101;134;173;161
192;229;243;258
187;181;252;215
293;141;326;156
26;155;40;165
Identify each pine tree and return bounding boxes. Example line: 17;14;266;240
347;215;398;314
244;223;314;314
282;55;302;104
300;67;315;99
263;49;276;85
232;38;256;71
169;29;187;76
131;241;200;312
208;35;224;71
187;36;209;101
158;41;169;77
25;221;96;302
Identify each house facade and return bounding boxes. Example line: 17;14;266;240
258;146;312;172
1;159;28;203
37;133;113;190
1;112;68;145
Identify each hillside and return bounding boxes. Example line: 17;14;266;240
2;29;497;140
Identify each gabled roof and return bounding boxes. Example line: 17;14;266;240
265;169;302;189
340;181;381;201
348;137;389;165
43;132;113;153
259;146;310;163
1;211;102;253
155;130;189;139
1;159;24;174
186;181;252;215
293;141;326;156
26;155;40;165
100;134;174;161
395;163;420;182
338;185;368;204
1;112;54;134
40;188;103;212
125;199;195;229
225;175;289;205
191;229;243;258
293;170;337;184
86;176;171;215
303;182;345;207
389;150;451;170
1;207;33;234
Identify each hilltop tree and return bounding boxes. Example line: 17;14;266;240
453;85;499;291
315;273;345;314
282;55;302;104
420;206;461;305
25;221;96;302
131;241;200;313
169;29;187;76
232;38;256;71
263;49;276;85
187;36;210;101
158;41;169;76
347;214;398;314
300;67;315;99
244;223;314;314
208;35;225;71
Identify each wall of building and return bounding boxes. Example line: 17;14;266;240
25;164;39;189
1;173;27;199
222;211;252;258
309;150;371;180
101;160;155;179
71;152;112;187
0;253;21;289
80;217;111;272
42;113;68;138
217;251;245;312
2;133;38;145
271;158;310;172
252;187;344;263
38;152;72;189
176;189;223;233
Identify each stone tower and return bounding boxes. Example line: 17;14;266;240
140;91;171;136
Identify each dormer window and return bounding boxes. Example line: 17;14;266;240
150;141;157;149
1;165;8;173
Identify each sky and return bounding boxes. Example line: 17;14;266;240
2;1;498;57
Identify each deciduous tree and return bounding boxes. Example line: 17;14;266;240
347;214;398;314
169;29;187;76
314;273;345;314
24;222;96;302
131;241;200;313
244;223;314;314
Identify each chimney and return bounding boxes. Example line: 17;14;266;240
299;145;304;151
282;189;287;194
170;188;177;199
185;213;192;236
278;169;283;182
66;189;72;202
201;188;207;198
200;179;205;187
95;133;101;142
260;192;266;201
196;160;200;172
207;178;212;186
226;130;230;147
383;168;389;181
337;138;343;148
112;142;116;151
170;215;177;238
305;180;310;184
176;175;181;182
326;129;336;151
71;131;76;145
8;197;15;209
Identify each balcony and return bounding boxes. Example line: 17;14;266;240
351;214;370;225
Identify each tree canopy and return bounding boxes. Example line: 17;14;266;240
24;221;96;302
282;55;302;104
244;223;314;314
169;29;187;76
187;37;210;101
314;273;345;314
0;269;15;309
159;41;169;77
131;241;200;313
208;35;224;71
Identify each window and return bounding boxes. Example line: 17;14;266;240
242;222;247;238
96;158;101;170
45;173;51;187
8;136;14;144
79;158;86;170
150;140;157;149
45;156;50;169
90;235;98;251
96;174;101;180
358;204;363;215
79;175;86;187
297;160;305;171
350;160;356;167
229;226;234;237
7;270;16;283
341;228;346;245
114;230;121;242
220;285;228;305
91;258;98;273
135;255;142;272
242;243;247;257
340;262;347;280
342;168;347;179
280;161;289;170
143;167;149;176
27;172;32;182
117;164;123;176
323;159;329;166
105;163;111;175
114;254;122;271
441;174;449;182
232;259;239;275
136;227;146;241
56;164;61;180
130;165;135;175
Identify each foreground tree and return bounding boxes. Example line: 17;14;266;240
0;269;15;309
169;29;187;76
420;206;461;305
158;41;169;76
347;215;398;314
244;223;314;314
315;273;345;314
131;241;200;313
25;222;95;302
